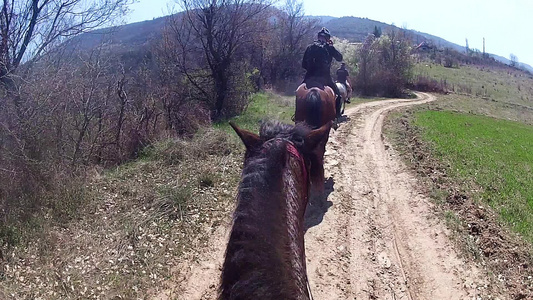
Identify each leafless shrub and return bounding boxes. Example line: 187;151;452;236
1;0;134;245
263;0;318;90
167;0;273;119
143;128;238;166
410;75;448;93
354;30;413;97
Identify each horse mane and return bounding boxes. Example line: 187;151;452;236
219;120;311;300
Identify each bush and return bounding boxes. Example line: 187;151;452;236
410;75;448;93
353;31;413;97
142;128;238;165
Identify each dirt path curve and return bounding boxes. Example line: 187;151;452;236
160;92;492;300
304;92;492;300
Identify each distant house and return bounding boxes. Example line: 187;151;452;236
414;41;433;52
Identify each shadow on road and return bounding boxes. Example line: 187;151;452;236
304;176;334;232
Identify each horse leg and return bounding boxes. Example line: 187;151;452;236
335;95;342;118
310;133;329;198
309;151;324;196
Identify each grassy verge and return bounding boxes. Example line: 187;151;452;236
217;90;377;133
216;91;295;133
0;128;245;299
0;91;298;299
424;93;533;125
385;107;533;298
413;111;533;240
414;62;533;106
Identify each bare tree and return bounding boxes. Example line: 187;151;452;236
510;53;518;67
69;47;113;165
172;0;272;118
355;34;376;95
268;0;317;84
0;0;132;92
354;30;413;97
115;66;128;157
280;0;315;59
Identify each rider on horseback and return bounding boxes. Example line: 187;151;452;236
336;62;351;104
302;27;343;115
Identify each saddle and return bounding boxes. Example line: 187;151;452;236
336;81;347;96
303;76;326;90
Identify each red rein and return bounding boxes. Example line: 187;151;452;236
286;141;308;196
261;138;309;197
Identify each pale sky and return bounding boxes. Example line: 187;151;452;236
127;0;532;67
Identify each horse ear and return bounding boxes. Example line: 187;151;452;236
229;122;260;150
304;121;332;151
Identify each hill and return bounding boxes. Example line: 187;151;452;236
319;16;533;73
317;16;394;42
65;16;169;51
64;13;532;73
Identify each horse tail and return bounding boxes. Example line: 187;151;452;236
305;89;322;129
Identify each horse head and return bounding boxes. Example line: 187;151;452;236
219;120;331;300
230;120;331;173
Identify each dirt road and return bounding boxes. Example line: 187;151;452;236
164;93;493;300
303;93;493;300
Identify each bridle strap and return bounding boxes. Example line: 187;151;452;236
262;139;312;299
307;278;314;300
286;141;308;189
286;141;313;300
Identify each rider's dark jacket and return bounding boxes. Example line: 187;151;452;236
336;68;349;83
302;40;343;93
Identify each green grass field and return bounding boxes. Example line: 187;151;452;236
216;90;373;134
414;110;533;241
413;61;533;126
215;91;295;133
414;62;533;106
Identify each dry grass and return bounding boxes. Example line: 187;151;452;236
0;128;244;299
0;89;379;298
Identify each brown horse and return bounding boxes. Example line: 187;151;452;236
294;83;336;129
219;120;331;300
294;81;336;194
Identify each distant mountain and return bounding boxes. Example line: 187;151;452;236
318;16;533;73
489;54;533;73
319;16;394;42
65;15;169;51
63;13;533;73
313;15;338;24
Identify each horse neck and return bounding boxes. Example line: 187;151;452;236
219;143;309;300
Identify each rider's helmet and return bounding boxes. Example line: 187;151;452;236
318;27;331;39
340;62;346;68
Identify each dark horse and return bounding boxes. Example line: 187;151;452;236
294;79;336;194
219;120;332;300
